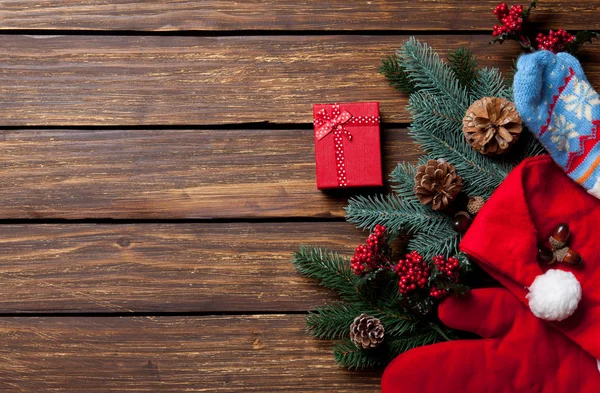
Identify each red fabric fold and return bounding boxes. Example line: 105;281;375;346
460;154;600;360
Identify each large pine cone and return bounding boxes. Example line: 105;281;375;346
350;314;384;349
462;97;522;155
414;159;463;211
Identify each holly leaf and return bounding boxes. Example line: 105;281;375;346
575;31;600;45
566;31;600;54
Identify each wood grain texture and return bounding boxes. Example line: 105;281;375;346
0;34;532;126
0;128;418;219
0;222;369;313
0;1;597;31
0;315;381;392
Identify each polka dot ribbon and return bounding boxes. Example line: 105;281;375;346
314;104;380;187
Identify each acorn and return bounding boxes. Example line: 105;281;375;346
452;211;472;234
555;247;583;266
549;224;570;251
537;245;556;265
466;196;485;215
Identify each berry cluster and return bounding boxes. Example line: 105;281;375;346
535;29;575;53
490;2;588;54
395;251;431;296
492;3;524;37
429;286;449;299
433;255;461;283
350;224;388;275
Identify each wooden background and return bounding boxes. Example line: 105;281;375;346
0;1;597;391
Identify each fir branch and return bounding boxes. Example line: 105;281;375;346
407;91;511;197
375;310;420;337
472;67;511;100
388;163;454;235
399;37;470;108
306;302;362;340
334;326;452;369
409;126;507;198
389;162;448;221
504;59;518;90
333;339;389;370
345;193;451;236
379;54;417;95
447;47;478;92
389;161;419;199
292;247;360;302
386;331;439;356
407;225;459;260
408;91;464;132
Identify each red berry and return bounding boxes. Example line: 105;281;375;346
396;251;431;296
535;29;575;53
430;286;449;299
492;3;526;36
433;255;461;283
350;225;389;275
493;3;509;19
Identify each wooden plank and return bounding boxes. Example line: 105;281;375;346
0;222;373;313
0;128;417;219
0;34;533;126
0;315;381;392
0;1;597;31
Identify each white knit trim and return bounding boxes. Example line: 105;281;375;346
597;359;600;373
587;177;600;199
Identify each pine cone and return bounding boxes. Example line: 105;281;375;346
349;314;384;349
462;97;522;155
414;159;463;211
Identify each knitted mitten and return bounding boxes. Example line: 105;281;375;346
513;50;600;198
382;288;600;393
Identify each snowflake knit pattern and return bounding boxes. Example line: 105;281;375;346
513;50;600;199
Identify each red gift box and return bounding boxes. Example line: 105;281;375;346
313;102;383;189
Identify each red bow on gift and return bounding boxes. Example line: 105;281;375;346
314;106;353;141
314;104;354;187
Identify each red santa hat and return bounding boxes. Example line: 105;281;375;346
460;154;600;360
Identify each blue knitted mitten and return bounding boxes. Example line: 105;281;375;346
513;50;600;199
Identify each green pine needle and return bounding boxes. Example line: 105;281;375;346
379;54;417;94
386;329;444;355
447;47;478;92
472;67;511;100
332;326;451;370
399;37;470;109
345;193;451;235
292;247;360;302
333;339;390;370
306;302;362;340
408;226;459;260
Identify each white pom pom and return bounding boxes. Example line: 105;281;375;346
526;269;582;321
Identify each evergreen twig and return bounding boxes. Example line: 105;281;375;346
333;339;389;370
379;54;417;94
345;193;451;235
447;47;478;92
292;247;361;302
399;37;470;108
306;302;362;340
